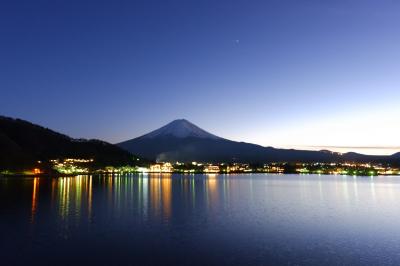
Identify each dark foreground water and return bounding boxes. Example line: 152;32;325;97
2;174;400;265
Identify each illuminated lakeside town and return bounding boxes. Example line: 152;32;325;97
2;158;399;177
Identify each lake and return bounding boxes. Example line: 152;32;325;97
1;174;400;265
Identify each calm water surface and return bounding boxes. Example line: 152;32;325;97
2;174;400;265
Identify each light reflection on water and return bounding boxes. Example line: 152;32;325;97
30;177;39;223
2;174;400;265
42;174;177;226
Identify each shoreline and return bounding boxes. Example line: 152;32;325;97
1;172;399;178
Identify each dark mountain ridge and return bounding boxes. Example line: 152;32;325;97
0;116;139;170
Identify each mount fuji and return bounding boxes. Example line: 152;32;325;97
117;119;397;164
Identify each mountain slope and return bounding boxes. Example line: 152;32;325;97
119;136;337;163
392;152;400;158
0;116;139;170
118;119;394;163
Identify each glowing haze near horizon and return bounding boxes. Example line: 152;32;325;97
1;0;399;155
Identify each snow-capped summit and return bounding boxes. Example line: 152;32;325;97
140;119;221;139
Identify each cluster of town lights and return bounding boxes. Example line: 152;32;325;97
145;162;400;176
10;159;398;177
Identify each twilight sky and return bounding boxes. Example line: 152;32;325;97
1;0;399;155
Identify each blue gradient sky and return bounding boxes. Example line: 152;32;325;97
1;0;399;155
